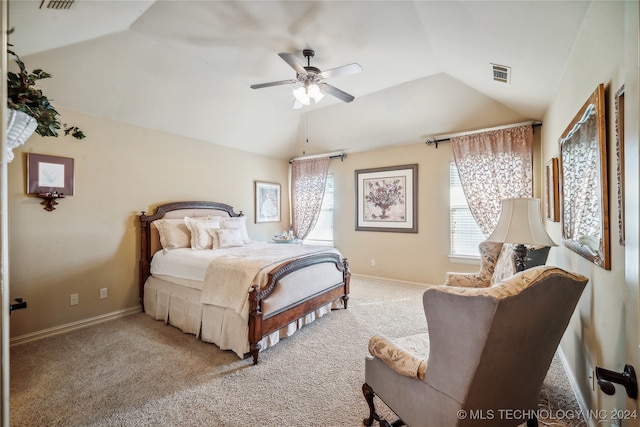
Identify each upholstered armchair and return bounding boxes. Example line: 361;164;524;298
445;241;550;288
445;240;507;288
363;266;588;427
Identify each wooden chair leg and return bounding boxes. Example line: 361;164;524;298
362;383;406;427
362;383;381;426
526;415;538;427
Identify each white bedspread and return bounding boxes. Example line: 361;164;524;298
200;242;339;319
151;242;341;319
151;248;219;282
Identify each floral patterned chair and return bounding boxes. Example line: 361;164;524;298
362;266;588;427
445;241;550;288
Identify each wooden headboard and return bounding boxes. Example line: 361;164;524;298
138;201;243;303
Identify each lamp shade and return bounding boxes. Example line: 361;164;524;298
487;198;557;247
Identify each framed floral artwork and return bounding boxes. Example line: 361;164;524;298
255;181;281;223
355;164;418;233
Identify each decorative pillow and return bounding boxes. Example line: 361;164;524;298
213;228;245;248
184;217;221;250
152;219;191;250
219;216;251;243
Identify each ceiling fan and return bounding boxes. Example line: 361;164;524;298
250;48;362;109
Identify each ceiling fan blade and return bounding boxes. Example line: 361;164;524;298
278;52;307;75
320;83;355;103
320;63;362;79
250;79;298;89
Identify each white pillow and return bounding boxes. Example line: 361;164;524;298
219;216;251;243
153;219;191;250
212;228;245;248
184;217;221;250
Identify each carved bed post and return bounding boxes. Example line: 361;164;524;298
248;285;263;364
138;211;151;309
342;259;351;309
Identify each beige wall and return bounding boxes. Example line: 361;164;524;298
540;0;628;416
8;109;290;337
332;142;455;285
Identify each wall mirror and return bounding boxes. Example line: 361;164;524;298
559;83;610;269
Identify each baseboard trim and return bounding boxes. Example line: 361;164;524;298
10;306;142;347
557;347;594;427
351;273;432;289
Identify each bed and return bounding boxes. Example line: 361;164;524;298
138;201;350;364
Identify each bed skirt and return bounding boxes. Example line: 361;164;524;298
143;276;344;359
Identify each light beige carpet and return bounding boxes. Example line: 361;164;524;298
10;277;583;426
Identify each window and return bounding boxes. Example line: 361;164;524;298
450;163;485;257
304;174;334;246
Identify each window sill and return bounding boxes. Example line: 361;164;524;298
448;254;480;265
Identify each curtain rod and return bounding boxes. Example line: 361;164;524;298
289;151;347;164
425;121;542;148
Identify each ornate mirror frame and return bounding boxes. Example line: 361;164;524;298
559;83;610;269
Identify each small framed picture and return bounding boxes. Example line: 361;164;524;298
255;181;281;223
27;153;74;195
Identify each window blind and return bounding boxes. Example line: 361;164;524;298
450;163;485;255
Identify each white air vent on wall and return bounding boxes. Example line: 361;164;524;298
39;0;75;9
491;63;511;84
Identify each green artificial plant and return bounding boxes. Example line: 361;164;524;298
7;48;85;139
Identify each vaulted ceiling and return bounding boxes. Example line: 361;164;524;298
8;0;591;159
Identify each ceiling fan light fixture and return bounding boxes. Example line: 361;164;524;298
253;49;361;109
307;84;324;102
293;86;310;105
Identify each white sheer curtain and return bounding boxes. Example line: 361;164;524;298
291;157;330;240
451;125;533;235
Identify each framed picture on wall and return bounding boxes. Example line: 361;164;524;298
355;164;418;233
254;181;281;223
615;84;625;245
26;153;74;195
545;157;560;222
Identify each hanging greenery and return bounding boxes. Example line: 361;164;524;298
7;48;85;139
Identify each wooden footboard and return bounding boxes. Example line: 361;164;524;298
248;252;350;364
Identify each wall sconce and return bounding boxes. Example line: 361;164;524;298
36;191;65;211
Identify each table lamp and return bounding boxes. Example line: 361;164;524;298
487;198;557;272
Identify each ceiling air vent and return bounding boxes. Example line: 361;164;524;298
39;0;75;9
491;63;511;84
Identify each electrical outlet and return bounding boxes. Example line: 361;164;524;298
70;293;79;306
371;259;376;267
100;288;108;299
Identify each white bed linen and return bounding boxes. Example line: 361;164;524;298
146;241;345;359
151;242;340;319
199;242;339;318
151;247;219;282
144;276;340;358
